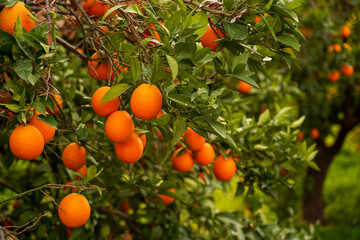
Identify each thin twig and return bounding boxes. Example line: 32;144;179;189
56;36;88;62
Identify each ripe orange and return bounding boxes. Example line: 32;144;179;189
212;155;237;181
172;148;194;172
88;52;113;81
253;16;261;23
237;81;252;94
86;0;109;17
105;111;134;143
343;43;352;51
76;165;88;180
115;134;143;163
300;27;312;38
9;125;44;160
28;115;55;144
62;143;86;171
201;24;226;52
328;44;341;53
142;21;164;47
160;188;175;205
135;131;147;149
195;143;215;166
341;64;354;76
310;128;319;140
130;84;162;120
183;127;205;151
341;25;351;38
328;70;340;82
0;2;35;36
297;131;304;141
70;0;95;11
91;86;120;117
58;193;91;228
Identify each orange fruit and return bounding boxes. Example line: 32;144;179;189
328;44;341;53
28;115;55;144
300;27;312;38
130;84;163;120
297;131;304;141
62;143;86;171
311;128;319;140
115;134;143;163
105;111;134;143
212;155;237;181
4;72;10;83
135;131;147;149
88;52;113;81
172;148;194;172
201;24;226;52
280;168;288;176
70;0;95;11
76;165;88;180
0;2;35;36
237;81;252;94
142;21;164;47
341;25;351;38
160;188;175;205
195;143;215;166
86;0;109;17
58;193;91;228
9;125;44;160
120;200;130;212
328;70;340;82
183;127;205;151
341;64;354;76
343;43;352;51
253;16;261;23
91;86;120;117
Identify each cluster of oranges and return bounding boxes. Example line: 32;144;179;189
297;128;320;141
91;83;162;164
172;127;237;182
327;25;354;82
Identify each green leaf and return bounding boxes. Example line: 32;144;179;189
253;144;268;150
190;11;208;40
150;226;163;240
168;94;194;108
171;116;186;145
27;72;40;85
261;14;277;42
75;123;88;141
100;84;130;105
277;35;300;51
166;55;178;81
224;0;234;10
150;53;162;83
33;101;46;115
307;161;320;171
124;4;144;16
235;182;245;197
37;115;57;129
14;17;24;40
130;57;141;82
102;5;123;20
5;0;18;7
12;59;32;83
291;116;305;128
232;71;258;88
207;120;226;139
264;0;274;11
271;6;299;22
0;103;23;113
87;165;97;180
223;22;247;40
258;109;270;124
92;185;103;196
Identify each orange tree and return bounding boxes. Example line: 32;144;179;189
291;0;360;223
0;0;317;239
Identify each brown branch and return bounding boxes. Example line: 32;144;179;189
3;213;50;236
55;36;87;62
0;180;20;194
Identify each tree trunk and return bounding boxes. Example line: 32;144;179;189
302;127;349;223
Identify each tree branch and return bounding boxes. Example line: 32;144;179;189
56;36;88;62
